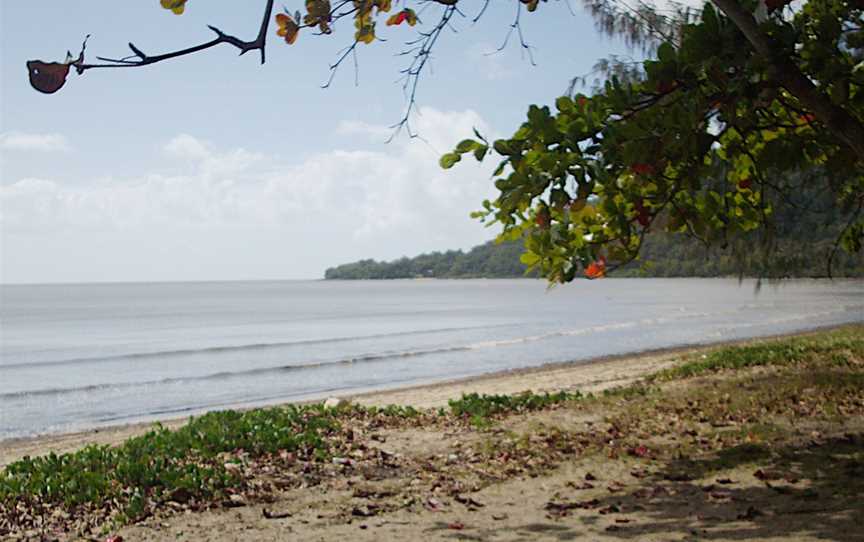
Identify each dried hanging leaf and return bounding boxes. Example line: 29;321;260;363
520;0;543;12
375;0;392;13
304;0;332;33
276;13;300;44
27;61;70;94
355;17;376;44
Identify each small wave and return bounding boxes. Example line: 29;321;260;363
0;316;685;402
466;316;693;349
0;346;471;401
0;324;515;371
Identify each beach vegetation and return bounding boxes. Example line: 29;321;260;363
449;390;582;427
650;326;864;381
0;405;341;525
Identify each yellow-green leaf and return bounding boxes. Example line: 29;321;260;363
160;0;188;15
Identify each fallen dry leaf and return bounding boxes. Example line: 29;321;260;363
599;504;620;514
455;494;485;509
262;508;291;519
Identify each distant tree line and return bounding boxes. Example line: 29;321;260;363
324;241;539;280
325;181;863;280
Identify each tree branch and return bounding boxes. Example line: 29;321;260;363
74;0;274;72
710;0;864;161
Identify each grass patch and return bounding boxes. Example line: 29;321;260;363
449;390;581;427
650;326;863;381
0;405;340;520
358;404;421;418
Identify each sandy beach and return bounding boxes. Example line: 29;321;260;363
0;325;845;468
3;323;862;542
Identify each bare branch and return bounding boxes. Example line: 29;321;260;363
72;0;275;72
388;3;459;141
322;41;361;89
472;0;493;24
491;2;537;66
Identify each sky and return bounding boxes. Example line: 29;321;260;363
0;1;646;284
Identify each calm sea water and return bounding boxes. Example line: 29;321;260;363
0;278;861;440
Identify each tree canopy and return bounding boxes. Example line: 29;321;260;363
442;0;864;281
27;0;864;282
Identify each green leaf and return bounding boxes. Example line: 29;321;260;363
555;95;574;113
440;152;462;169
520;251;541;266
493;139;514;155
455;139;479;153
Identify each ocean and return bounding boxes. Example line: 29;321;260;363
1;278;862;440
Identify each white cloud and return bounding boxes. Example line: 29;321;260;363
335;120;393;140
1;108;501;281
0;132;70;152
467;42;518;82
163;133;264;178
163;133;210;161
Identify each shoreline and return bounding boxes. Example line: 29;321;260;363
0;322;857;467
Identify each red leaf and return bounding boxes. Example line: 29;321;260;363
535;207;551;229
634;201;651;227
629;444;650;457
630;163;655;176
584;257;607;279
386;9;417;26
387;11;408;25
448;521;465;530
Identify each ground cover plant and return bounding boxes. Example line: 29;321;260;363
1;324;862;540
448;390;581;427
